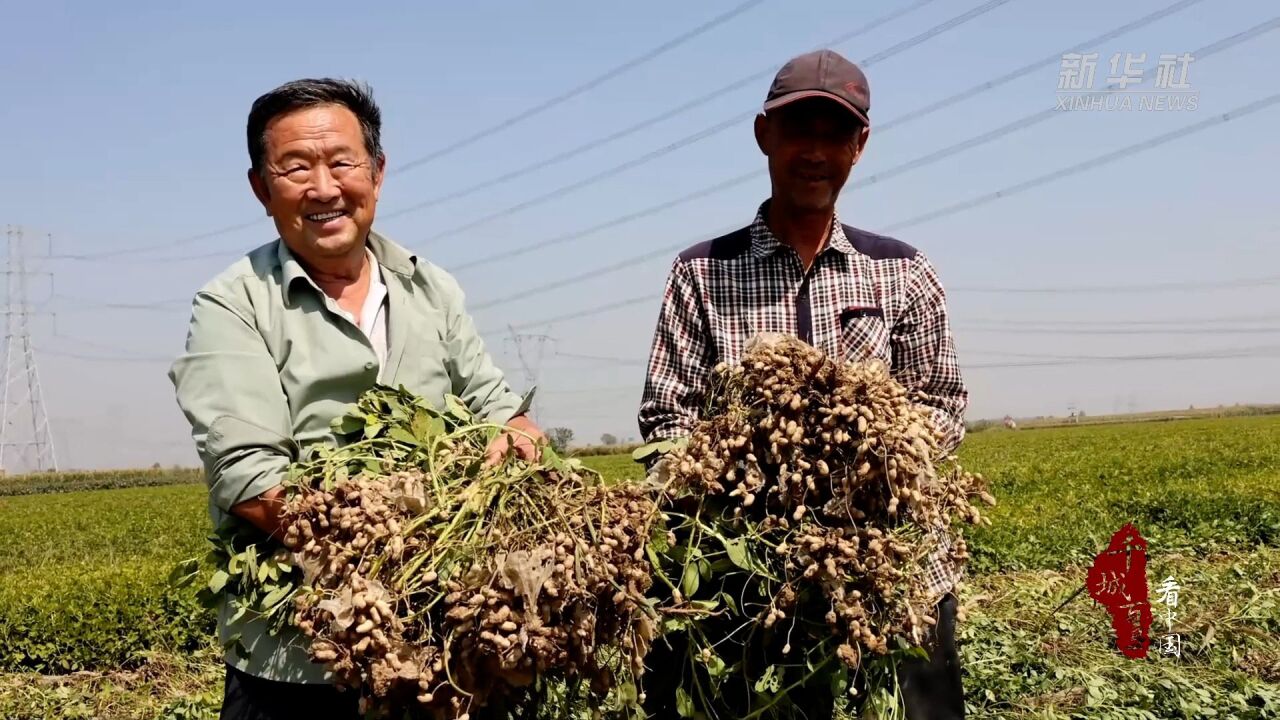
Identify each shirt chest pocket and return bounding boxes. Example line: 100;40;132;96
838;306;891;363
392;309;452;392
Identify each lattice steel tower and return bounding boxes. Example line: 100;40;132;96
1;226;57;473
505;327;554;424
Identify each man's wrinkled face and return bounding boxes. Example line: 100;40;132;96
249;104;385;262
755;98;869;212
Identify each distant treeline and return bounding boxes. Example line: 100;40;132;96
0;467;202;496
569;443;644;457
967;403;1280;433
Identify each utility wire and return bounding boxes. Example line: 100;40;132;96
110;0;1172;258
48;332;179;360
539;344;1280;378
419;0;1021;244
473;91;1280;314
508;294;663;330
390;0;770;175
377;0;945;222
963;313;1280;326
451;12;1278;273
44;0;768;262
50;294;190;312
36;348;174;364
43;0;1218;266
950;275;1280;293
961;325;1280;336
504;271;1280;333
966;345;1280;368
554;351;647;366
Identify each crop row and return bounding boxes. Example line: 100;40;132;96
0;416;1276;679
0;467;201;497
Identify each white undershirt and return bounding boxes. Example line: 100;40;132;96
331;249;389;379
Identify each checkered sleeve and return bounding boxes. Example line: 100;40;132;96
638;258;715;442
896;252;969;456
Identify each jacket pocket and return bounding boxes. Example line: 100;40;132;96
838;307;891;363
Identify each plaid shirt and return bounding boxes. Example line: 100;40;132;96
638;200;969;599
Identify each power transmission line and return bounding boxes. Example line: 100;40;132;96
874;0;1208;132
44;1;768;263
390;0;769;175
510;345;1280;419
963;313;1280;326
50;294;190;312
540;384;640;397
470;90;1280;315
554;351;646;367
508;294;662;331
960;345;1280;362
472;245;699;312
41;0;1215;267
951;275;1280;293
62;218;267;262
377;0;945;222
47;331;179;360
965;345;1280;369
961;325;1280;336
449;11;1278;273
499;274;1280;333
419;0;1021;244
36;348;174;364
884;98;1280;236
535;345;1280;387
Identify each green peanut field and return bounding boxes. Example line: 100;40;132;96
1;415;1277;720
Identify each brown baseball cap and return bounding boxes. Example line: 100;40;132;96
764;49;871;126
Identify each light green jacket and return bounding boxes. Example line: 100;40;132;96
169;230;523;683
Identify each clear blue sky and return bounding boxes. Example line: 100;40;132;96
1;0;1277;470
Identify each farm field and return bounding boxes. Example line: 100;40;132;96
1;415;1278;719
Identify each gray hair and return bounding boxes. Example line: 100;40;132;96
246;78;383;175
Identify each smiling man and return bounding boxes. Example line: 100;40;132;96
170;78;544;719
638;50;968;718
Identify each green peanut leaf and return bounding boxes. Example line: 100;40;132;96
389;426;417;445
261;585;291;612
411;409;444;442
207;570;229;595
168;558;199;587
702;649;728;678
649;524;671;554
632;438;679;463
444;395;470;421
698;557;713;582
755;664;781;694
722;537;752;571
681;562;701;598
675;687;695;718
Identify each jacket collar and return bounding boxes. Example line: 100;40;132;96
748;199;855;260
280;229;417;302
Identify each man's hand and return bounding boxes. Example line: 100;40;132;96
230;485;290;539
484;414;546;467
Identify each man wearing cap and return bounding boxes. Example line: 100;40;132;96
638;49;968;719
